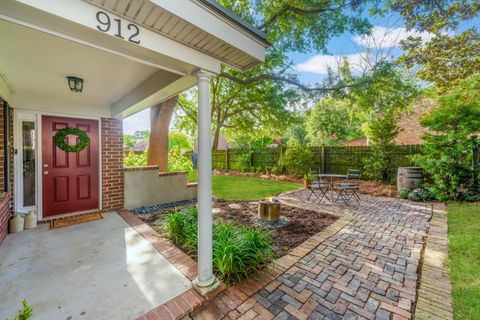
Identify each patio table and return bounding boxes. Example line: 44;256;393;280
316;173;348;202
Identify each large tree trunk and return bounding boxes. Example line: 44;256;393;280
212;126;221;151
211;109;222;150
148;96;178;171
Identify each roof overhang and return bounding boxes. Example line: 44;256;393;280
0;0;268;118
6;0;268;72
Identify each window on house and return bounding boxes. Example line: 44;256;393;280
22;121;35;207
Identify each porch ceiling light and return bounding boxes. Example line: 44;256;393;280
67;76;83;93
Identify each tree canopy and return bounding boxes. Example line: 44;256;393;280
390;0;480;89
174;0;381;149
306;97;362;146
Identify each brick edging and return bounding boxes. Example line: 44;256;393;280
414;203;453;320
191;210;356;319
116;210;225;319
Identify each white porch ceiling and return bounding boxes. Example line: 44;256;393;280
84;0;267;71
0;19;182;118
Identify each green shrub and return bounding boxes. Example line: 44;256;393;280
271;165;283;175
168;146;193;174
123;151;148;167
166;207;275;284
238;153;252;172
412;74;480;200
279;146;314;176
462;192;480;202
408;188;430;202
399;189;410;199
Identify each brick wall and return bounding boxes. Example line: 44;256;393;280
101;118;124;211
0;101;4;192
0;99;13;245
0;192;12;245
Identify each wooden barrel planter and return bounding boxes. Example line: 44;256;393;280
258;200;281;221
397;167;423;191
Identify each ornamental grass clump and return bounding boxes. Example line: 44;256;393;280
166;207;275;284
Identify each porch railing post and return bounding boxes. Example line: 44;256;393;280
194;70;216;289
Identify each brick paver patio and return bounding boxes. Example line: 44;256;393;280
191;190;433;320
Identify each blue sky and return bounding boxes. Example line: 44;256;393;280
123;10;477;134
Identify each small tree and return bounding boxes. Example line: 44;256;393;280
350;63;418;182
363;109;401;182
412;74;480;200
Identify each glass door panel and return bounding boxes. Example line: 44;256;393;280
22;121;35;207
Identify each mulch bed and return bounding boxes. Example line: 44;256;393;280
137;199;338;258
213;200;338;257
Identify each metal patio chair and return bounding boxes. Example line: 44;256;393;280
308;171;331;202
334;169;361;203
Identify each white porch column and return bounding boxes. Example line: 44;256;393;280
194;70;216;288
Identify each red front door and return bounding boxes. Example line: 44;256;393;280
42;116;99;217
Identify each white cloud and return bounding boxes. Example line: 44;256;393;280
295;25;437;75
295;53;376;74
353;26;435;49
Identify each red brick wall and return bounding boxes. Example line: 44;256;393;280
0;99;13;245
0;101;4;192
101;118;124;211
0;192;12;245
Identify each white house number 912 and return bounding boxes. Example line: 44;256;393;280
95;11;141;44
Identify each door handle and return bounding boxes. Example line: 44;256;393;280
43;171;48;175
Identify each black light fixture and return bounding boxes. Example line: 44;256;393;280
67;76;84;92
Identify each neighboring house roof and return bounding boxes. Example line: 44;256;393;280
342;99;434;146
133;140;149;152
193;134;229;151
394;100;433;145
216;134;230;150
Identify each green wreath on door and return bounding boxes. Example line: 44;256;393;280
54;127;90;152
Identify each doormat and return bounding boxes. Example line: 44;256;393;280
50;212;103;229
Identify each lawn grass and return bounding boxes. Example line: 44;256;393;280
447;203;480;320
187;170;300;200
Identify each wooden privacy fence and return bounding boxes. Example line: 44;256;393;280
209;145;422;182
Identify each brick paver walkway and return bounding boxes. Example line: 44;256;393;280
191;190;433;320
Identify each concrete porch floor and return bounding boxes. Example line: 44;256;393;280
0;212;191;320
